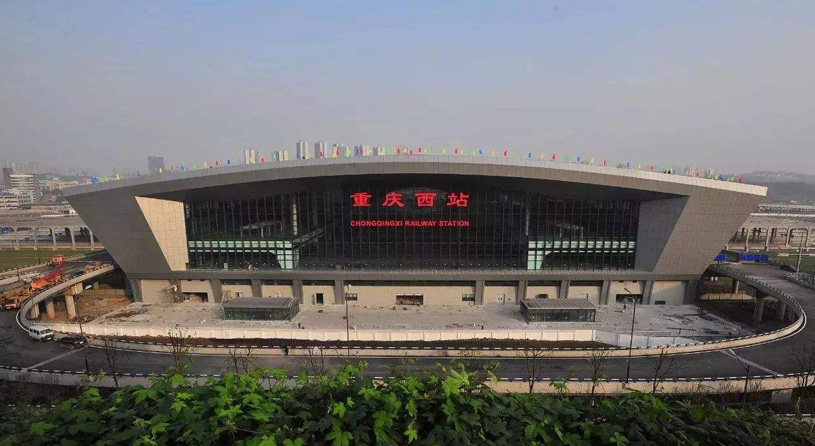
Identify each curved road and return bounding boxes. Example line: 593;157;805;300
1;262;813;381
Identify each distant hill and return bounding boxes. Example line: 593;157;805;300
754;181;815;204
742;171;815;185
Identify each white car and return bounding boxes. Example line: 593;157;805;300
28;325;55;341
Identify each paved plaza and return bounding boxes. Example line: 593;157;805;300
88;301;750;338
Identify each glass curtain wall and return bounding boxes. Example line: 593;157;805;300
184;182;639;271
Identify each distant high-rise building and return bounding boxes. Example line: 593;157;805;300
1;167;12;187
314;141;327;159
0;192;19;210
296;140;309;160
10;173;35;196
148;156;165;174
244;149;259;164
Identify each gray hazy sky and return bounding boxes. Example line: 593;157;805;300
1;1;813;174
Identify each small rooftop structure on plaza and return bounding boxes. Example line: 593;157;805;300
520;298;596;323
222;297;300;321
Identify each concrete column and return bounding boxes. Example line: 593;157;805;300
643;280;655;305
785;228;792;247
251;279;262;297
683;279;700;304
558;280;570;299
69;228;76;249
775;301;787;321
785;306;795;322
29;303;40;319
600;280;611;305
209;279;223;303
517;280;528;303
292;279;304;304
744;227;749;252
45;298;55;319
730;279;740;294
764;228;770;251
752;296;766;322
33;228;38;250
334;279;345;305
89;228;95;249
129;278;142;302
50;228;57;250
65;294;77;320
475;280;484;305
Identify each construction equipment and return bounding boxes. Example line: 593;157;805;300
48;255;65;267
83;262;103;273
29;268;64;294
0;284;29;310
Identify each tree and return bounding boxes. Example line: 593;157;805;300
587;349;610;400
101;338;130;388
789;340;815;389
165;328;193;375
227;346;257;374
303;345;326;378
521;340;550;393
650;349;682;394
788;340;815;415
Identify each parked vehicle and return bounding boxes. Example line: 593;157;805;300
781;264;798;272
59;335;85;349
28;325;55;341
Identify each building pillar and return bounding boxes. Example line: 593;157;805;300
764;228;770;251
69;228;76;249
33;227;38;250
65;294;77;320
89;228;95;249
775;301;787;321
29;303;40;319
128;278;142;302
744;227;749;252
209;279;223;303
600;280;611;305
517;280;528;303
45;298;55;319
786;228;792;248
730;279;740;294
292;279;303;304
50;228;57;250
643;280;655;305
334;279;345;305
752;296;766;322
683;279;699;304
475;280;484;305
251;279;262;297
558;280;570;299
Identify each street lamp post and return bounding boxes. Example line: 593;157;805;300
78;285;93;375
795;229;805;280
344;284;351;360
623;287;638;384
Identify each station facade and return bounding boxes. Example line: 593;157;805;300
64;157;765;308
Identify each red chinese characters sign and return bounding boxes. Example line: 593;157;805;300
350;191;469;208
350;190;469;228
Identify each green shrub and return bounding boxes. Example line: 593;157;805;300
1;364;812;445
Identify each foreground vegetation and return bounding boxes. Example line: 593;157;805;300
1;364;813;446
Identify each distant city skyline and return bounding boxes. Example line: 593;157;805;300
2;1;814;174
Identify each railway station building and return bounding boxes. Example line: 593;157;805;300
64;157;765;308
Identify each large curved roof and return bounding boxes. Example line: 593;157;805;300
63;156;766;199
